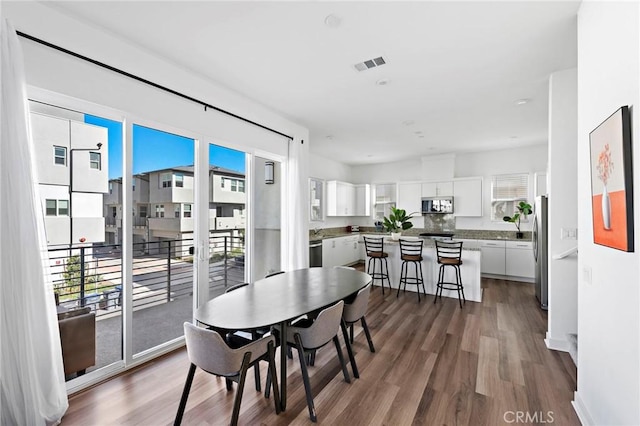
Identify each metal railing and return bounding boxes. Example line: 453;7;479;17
50;234;245;319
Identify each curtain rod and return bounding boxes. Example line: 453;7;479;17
16;31;294;141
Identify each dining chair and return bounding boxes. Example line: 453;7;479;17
343;283;375;353
224;282;265;392
174;322;280;426
269;301;350;422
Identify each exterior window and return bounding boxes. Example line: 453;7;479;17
132;180;136;192
89;152;101;170
139;205;147;218
155;204;165;218
109;182;113;194
231;180;237;192
58;200;69;216
175;173;184;188
45;199;57;216
183;204;192;218
161;173;172;188
216;206;223;217
491;173;529;221
54;146;67;166
174;205;181;218
111;206;117;218
238;180;245;193
220;177;226;189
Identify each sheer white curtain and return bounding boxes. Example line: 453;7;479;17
286;138;309;270
0;19;68;425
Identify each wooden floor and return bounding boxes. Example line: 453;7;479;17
62;277;579;425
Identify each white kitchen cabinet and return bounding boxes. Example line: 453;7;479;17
421;181;453;197
397;182;424;228
454;239;480;250
505;241;535;278
327;180;369;216
373;183;396;221
322;236;360;267
354;184;371;216
453;178;483;217
479;240;506;275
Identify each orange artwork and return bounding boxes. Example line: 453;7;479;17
589;106;633;252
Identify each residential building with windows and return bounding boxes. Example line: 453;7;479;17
30;107;109;247
104;165;246;252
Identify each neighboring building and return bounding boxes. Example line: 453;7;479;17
105;165;246;254
30;109;109;247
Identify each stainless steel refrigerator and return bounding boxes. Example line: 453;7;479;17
533;195;548;310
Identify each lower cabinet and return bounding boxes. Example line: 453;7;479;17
479;240;506;275
505;241;534;279
479;239;534;281
322;236;360;267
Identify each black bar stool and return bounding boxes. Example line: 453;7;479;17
397;239;426;301
363;236;391;294
434;240;465;308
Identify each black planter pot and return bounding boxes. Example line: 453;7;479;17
516;232;524;239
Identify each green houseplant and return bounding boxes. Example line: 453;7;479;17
502;201;533;239
383;206;416;240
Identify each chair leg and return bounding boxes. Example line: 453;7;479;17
349;323;354;344
414;261;421;302
418;262;426;297
230;352;252;426
225;378;233;391
340;320;358;379
294;334;317;422
252;332;261;392
396;261;404;298
266;341;281;414
333;335;351;383
457;265;466;304
383;258;391;293
361;317;375;353
174;363;196;426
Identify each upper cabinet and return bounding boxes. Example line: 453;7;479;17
453;178;483;217
421;181;453;197
326;180;370;217
373;183;396;222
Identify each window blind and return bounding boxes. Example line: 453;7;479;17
491;174;529;201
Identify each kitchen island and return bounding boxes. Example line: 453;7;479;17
359;235;482;303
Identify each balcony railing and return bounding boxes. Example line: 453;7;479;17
50;235;245;317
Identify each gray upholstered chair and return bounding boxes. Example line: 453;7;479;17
174;322;280;426
343;283;375;353
270;301;350;422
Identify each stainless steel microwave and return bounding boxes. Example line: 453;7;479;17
421;197;454;214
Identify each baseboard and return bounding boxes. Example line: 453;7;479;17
572;391;595;426
545;332;571;353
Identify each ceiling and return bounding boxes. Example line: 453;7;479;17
47;1;579;165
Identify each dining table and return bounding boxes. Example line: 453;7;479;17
195;267;372;411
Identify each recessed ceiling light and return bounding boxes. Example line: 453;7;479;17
515;98;530;105
510;136;518;139
366;154;373;158
418;135;425;138
402;120;415;126
326;135;334;140
414;130;423;135
324;14;341;28
376;78;390;86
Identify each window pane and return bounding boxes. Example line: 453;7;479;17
491;173;529;221
46;199;57;216
183;204;191;218
54;146;67;165
90;152;101;170
175;173;184;188
58;200;69;216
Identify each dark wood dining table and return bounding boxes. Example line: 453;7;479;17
194;267;372;411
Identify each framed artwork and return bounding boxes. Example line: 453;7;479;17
589;106;634;251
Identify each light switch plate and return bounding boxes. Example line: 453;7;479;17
583;266;592;285
561;228;578;240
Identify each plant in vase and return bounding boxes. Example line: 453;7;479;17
597;143;613;230
383;206;415;240
502;201;533;239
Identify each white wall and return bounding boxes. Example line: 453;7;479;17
546;68;578;353
575;2;640;425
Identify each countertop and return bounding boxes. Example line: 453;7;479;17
309;228;532;243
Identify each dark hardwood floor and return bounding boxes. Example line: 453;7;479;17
62;276;579;425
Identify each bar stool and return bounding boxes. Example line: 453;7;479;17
363;236;391;294
397;239;426;302
434;240;465;308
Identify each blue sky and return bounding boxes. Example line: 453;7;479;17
84;115;246;179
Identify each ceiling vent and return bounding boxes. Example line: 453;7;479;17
354;56;386;72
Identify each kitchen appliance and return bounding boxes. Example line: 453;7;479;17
309;240;323;267
421;197;454;214
419;232;454;241
533;195;548;310
347;225;360;232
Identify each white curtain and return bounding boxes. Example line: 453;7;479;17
0;19;68;425
286;138;309;270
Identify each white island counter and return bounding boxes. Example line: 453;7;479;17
359;236;482;303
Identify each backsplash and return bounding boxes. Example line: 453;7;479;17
310;225;532;241
423;214;455;232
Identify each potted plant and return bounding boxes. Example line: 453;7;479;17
383;206;415;240
502;201;533;239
